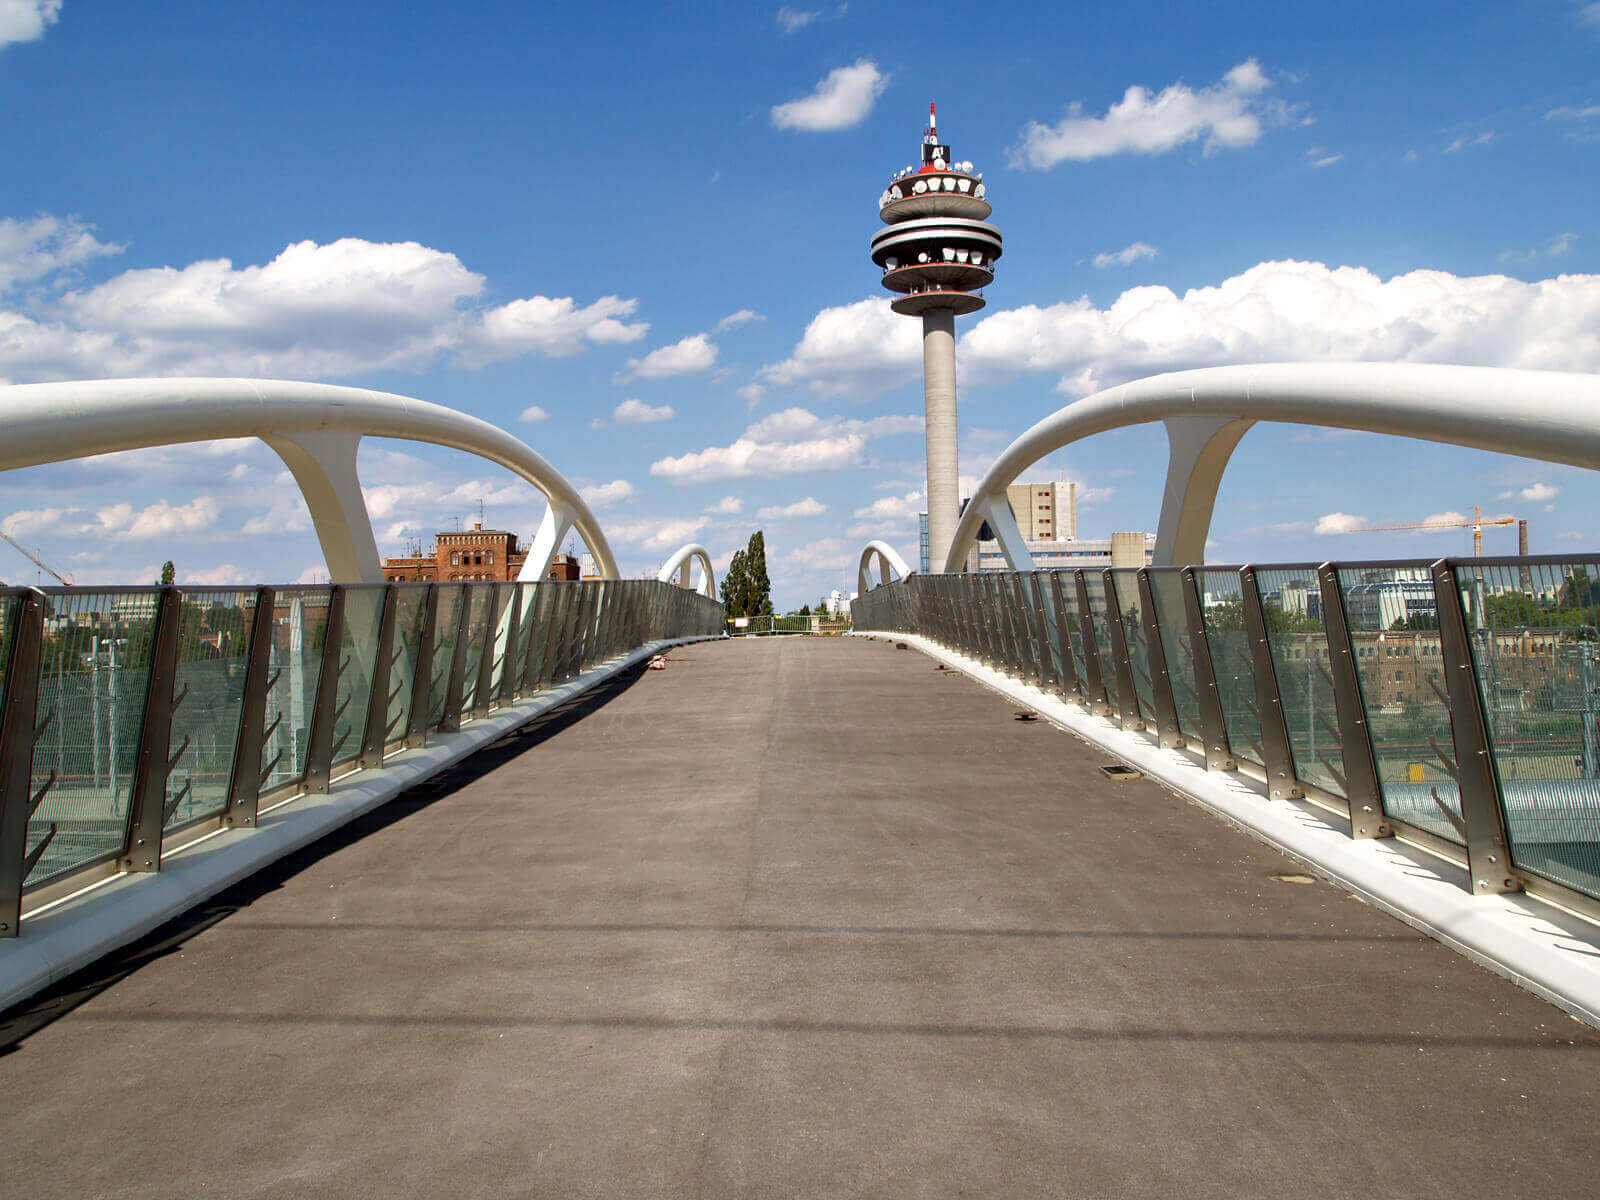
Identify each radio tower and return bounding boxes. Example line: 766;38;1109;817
871;103;1002;573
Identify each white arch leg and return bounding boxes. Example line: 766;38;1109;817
972;492;1034;572
521;500;575;580
678;561;691;587
1154;415;1255;566
263;430;382;583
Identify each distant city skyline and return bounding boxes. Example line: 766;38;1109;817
1;2;1598;604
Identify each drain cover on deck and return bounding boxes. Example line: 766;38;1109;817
1098;764;1142;781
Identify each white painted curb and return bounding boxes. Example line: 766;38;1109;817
0;637;716;1012
857;631;1600;1029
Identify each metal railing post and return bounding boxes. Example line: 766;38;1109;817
496;583;524;707
1240;566;1303;801
1138;569;1183;749
1101;569;1143;731
1432;558;1521;896
1181;567;1236;771
223;586;277;828
359;585;399;768
404;584;439;749
1048;572;1081;698
1315;564;1389;838
1074;571;1109;716
471;585;502;719
302;587;348;794
122;586;184;871
0;591;46;934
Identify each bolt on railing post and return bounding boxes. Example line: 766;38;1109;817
439;586;475;732
0;591;46;935
1181;566;1236;772
302;586;347;795
1432;558;1522;896
358;584;399;769
1048;572;1082;699
121;586;185;873
223;586;277;829
1138;569;1183;749
1315;564;1390;838
405;584;440;749
1240;566;1303;801
1074;571;1110;716
1101;569;1144;732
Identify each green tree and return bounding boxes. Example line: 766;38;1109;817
798;604;811;617
721;547;749;616
718;531;774;618
158;560;175;586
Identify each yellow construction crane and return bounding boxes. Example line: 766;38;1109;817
0;529;73;585
1339;505;1518;555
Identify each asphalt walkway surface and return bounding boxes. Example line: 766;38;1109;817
3;636;1598;1198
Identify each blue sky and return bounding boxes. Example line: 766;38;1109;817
0;1;1597;605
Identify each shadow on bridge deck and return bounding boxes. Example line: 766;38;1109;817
3;637;1597;1197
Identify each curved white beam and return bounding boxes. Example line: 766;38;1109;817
857;539;912;595
0;377;618;583
947;362;1600;572
657;542;716;599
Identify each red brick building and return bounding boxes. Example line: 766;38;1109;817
381;522;579;582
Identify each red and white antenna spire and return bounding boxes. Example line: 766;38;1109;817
929;101;936;135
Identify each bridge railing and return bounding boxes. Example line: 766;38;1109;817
0;578;722;935
853;556;1600;917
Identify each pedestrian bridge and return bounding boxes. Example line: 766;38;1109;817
3;367;1600;1194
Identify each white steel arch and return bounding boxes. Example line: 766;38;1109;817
0;377;620;583
944;362;1600;572
657;543;717;599
857;539;912;595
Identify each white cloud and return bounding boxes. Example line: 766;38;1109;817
613;397;676;423
1579;3;1600;30
761;297;921;395
1499;482;1558;502
1305;147;1343;168
957;259;1600;399
1545;104;1600;121
605;514;710;552
0;0;59;51
1315;512;1367;534
782;536;851;571
0;215;121;294
776;6;818;33
771;59;887;132
623;332;717;379
97;496;221;539
737;383;766;406
850;489;923;531
580;479;634;509
518;405;549;423
650;406;918;484
1091;242;1158;270
0;228;648;382
1444;130;1494;154
716;309;764;332
1012;60;1286;168
756;496;826;519
181;563;253;586
1549;232;1577;257
0;505;72;537
707;496;743;515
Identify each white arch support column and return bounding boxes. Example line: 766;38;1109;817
970;491;1034;572
1154;415;1255;567
263;430;382;583
856;540;912;595
657;543;716;598
521;500;576;581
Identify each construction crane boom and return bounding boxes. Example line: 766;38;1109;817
1333;505;1519;555
0;529;72;586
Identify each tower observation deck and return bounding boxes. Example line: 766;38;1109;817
871;104;1002;572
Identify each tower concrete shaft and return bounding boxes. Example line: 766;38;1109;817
921;307;959;571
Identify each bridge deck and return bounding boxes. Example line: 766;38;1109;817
3;637;1597;1197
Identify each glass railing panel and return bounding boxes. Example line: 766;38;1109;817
1335;564;1461;844
1110;570;1156;723
457;586;492;713
1032;573;1063;688
510;583;538;691
261;587;331;794
484;584;515;704
1196;569;1264;768
1456;558;1600;897
165;589;257;830
1081;572;1120;711
332;587;384;767
1050;571;1088;691
386;585;429;745
1253;567;1345;799
427;585;463;727
25;589;160;888
1145;571;1201;742
540;585;571;688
